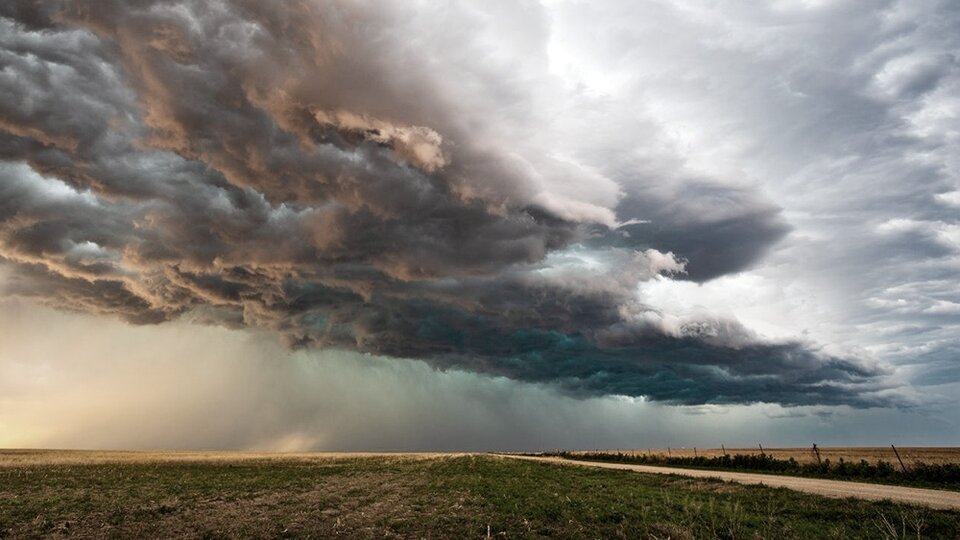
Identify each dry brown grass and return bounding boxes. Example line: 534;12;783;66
0;453;477;539
5;447;958;467
568;447;960;465
0;449;459;467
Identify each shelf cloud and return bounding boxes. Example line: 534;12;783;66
2;0;957;416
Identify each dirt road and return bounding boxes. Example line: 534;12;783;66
499;454;960;510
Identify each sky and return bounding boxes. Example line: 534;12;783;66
0;0;958;451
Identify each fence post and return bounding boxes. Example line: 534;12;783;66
758;443;764;456
721;444;726;456
891;444;907;474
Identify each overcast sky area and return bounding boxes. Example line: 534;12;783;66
0;0;958;450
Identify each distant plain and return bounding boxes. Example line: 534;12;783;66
2;449;959;539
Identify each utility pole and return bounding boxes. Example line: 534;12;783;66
891;444;907;474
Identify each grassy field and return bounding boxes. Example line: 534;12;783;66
2;451;960;539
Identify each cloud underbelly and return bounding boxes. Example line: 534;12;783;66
0;0;897;407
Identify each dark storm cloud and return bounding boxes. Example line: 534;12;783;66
0;1;56;30
346;303;890;407
594;185;791;282
0;0;895;406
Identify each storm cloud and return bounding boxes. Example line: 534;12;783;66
2;0;950;409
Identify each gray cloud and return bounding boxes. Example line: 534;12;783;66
0;0;920;407
596;185;791;282
545;0;960;392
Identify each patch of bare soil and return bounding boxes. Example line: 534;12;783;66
4;461;477;539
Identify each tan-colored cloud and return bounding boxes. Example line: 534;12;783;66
313;109;447;172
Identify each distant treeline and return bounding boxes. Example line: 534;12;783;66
538;451;960;490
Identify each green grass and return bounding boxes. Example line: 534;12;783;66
538;451;960;491
1;454;958;539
